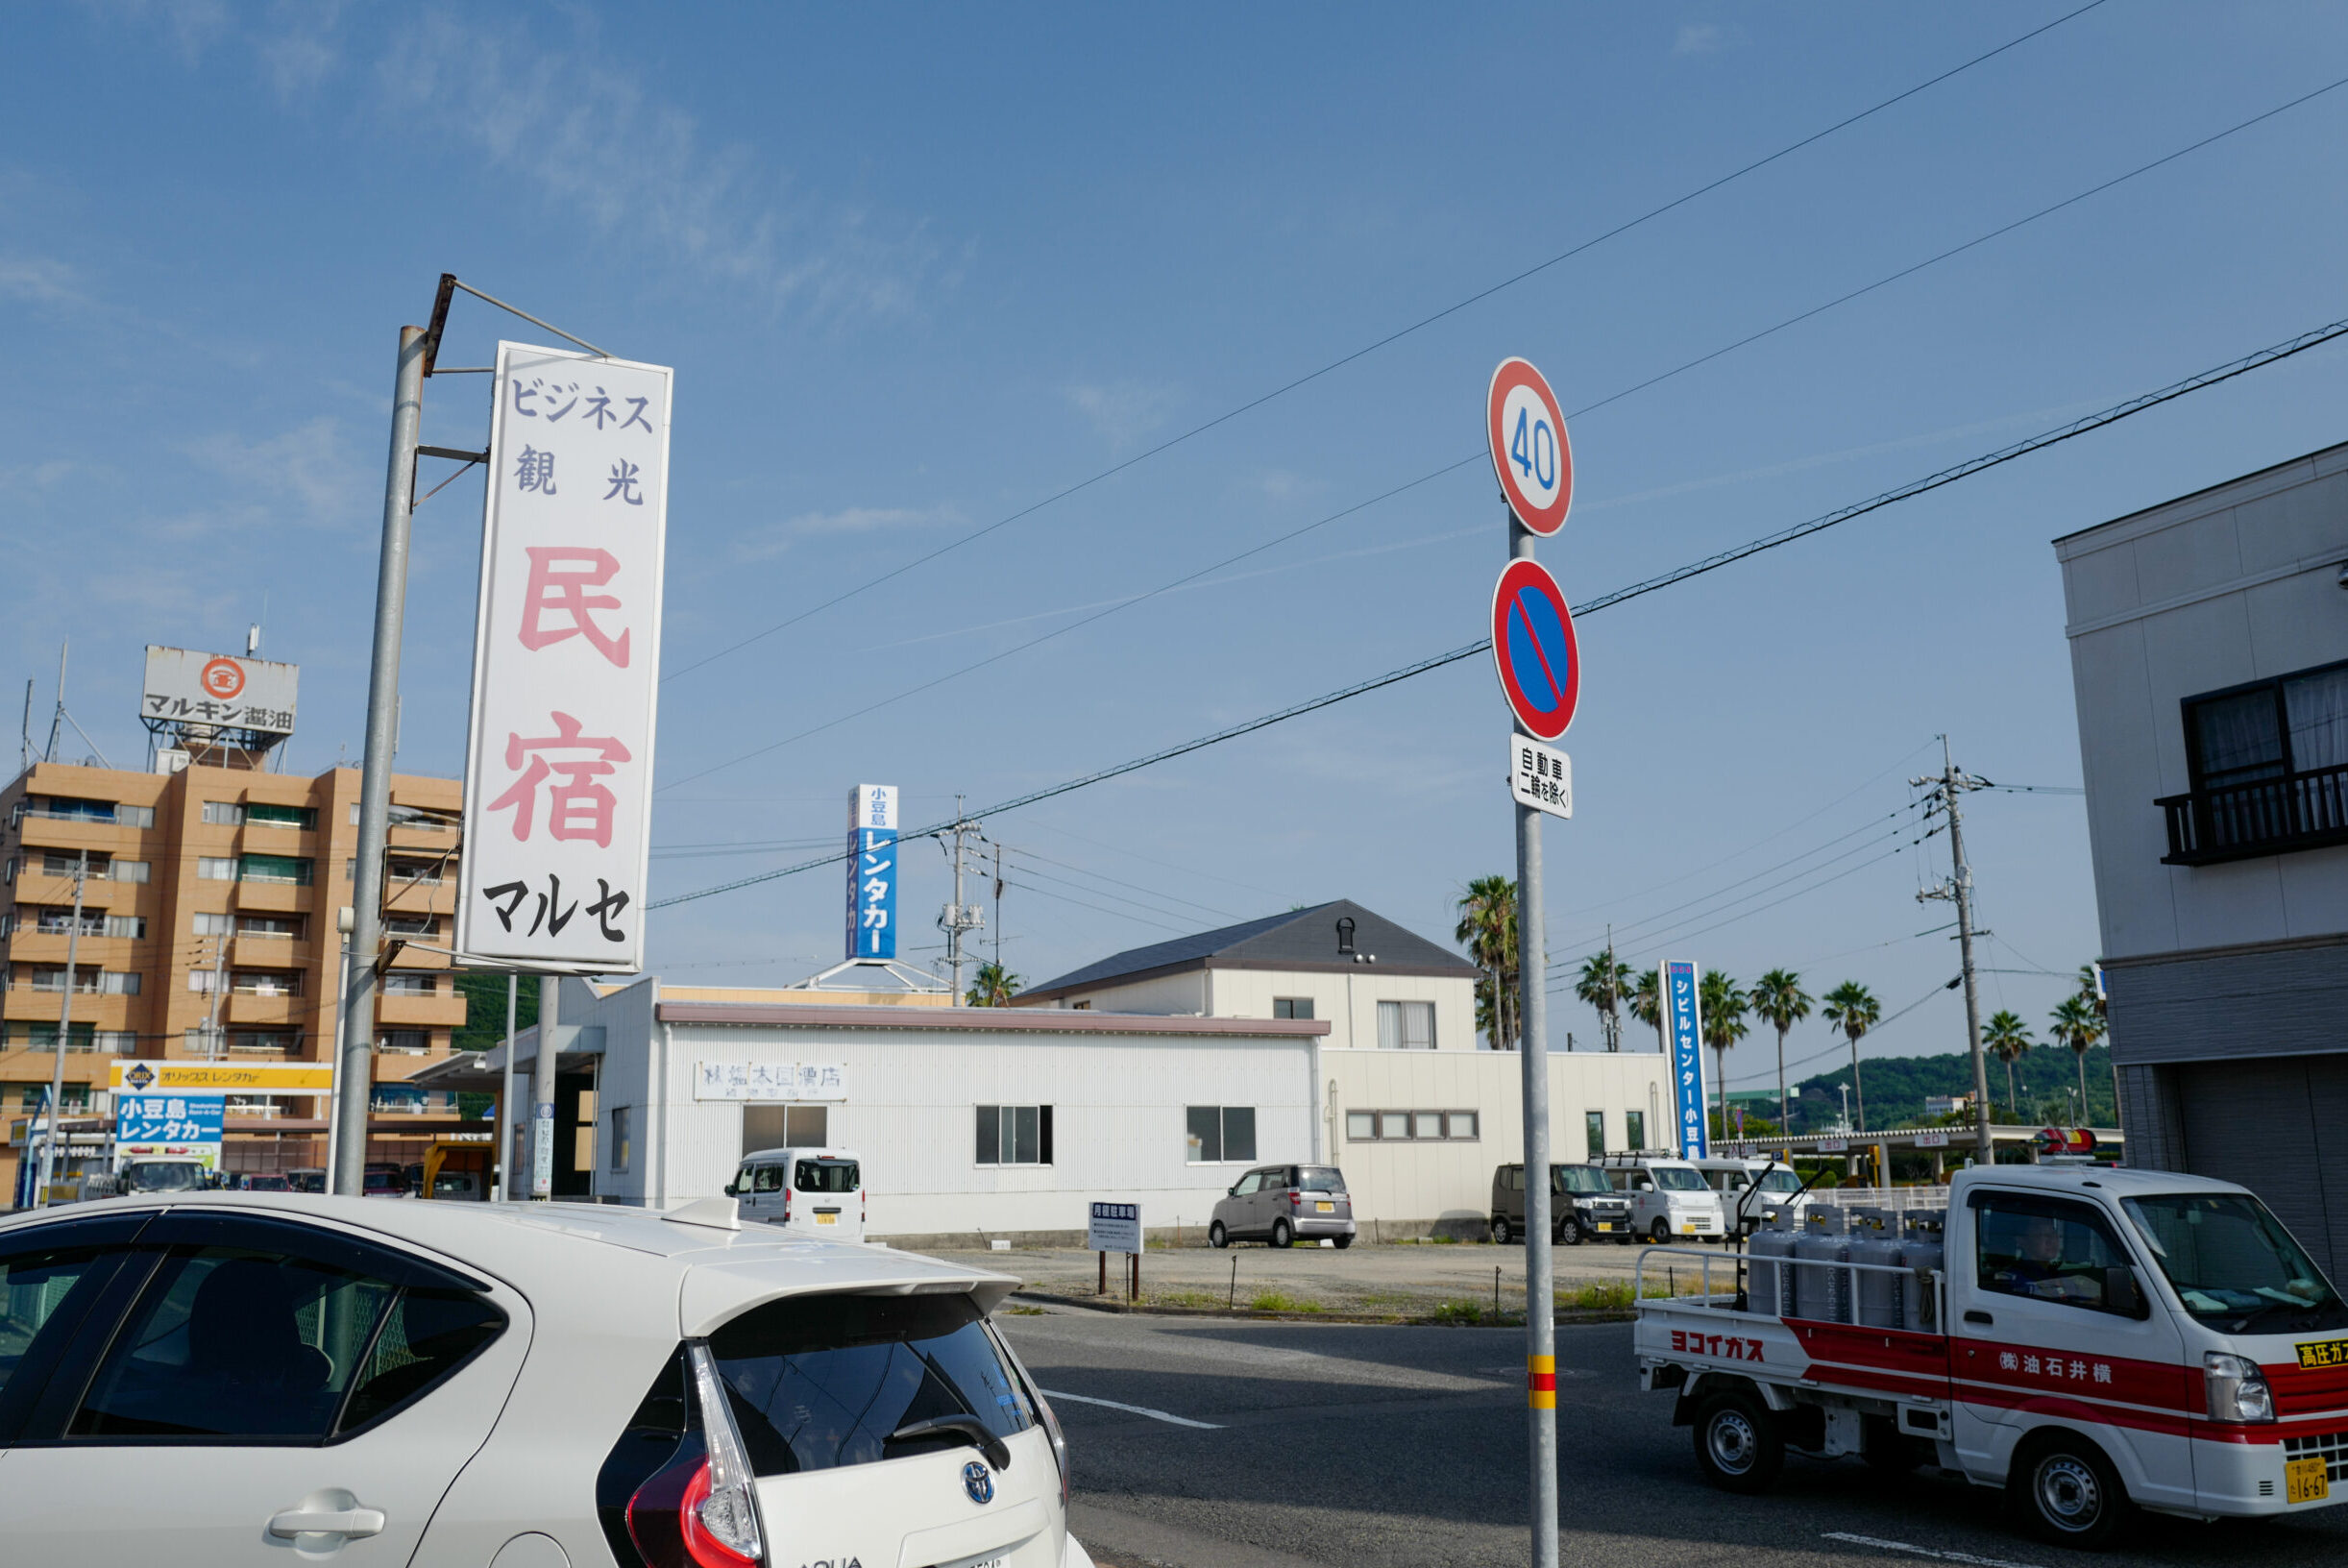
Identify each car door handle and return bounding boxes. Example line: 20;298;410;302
1963;1310;1993;1326
269;1507;386;1540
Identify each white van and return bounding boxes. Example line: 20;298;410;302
725;1146;866;1241
1692;1157;1811;1236
1600;1154;1727;1243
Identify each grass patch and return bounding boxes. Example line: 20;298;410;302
1429;1299;1520;1326
1249;1291;1325;1313
1002;1305;1047;1316
1146;1289;1224;1310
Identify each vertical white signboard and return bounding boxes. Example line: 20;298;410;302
457;341;672;972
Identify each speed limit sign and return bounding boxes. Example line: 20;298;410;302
1486;357;1573;535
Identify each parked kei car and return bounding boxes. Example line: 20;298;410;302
725;1147;866;1241
0;1192;1091;1567
1599;1154;1727;1242
1209;1164;1355;1249
1491;1163;1635;1245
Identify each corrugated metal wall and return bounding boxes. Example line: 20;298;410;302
2173;1056;2348;1281
2106;940;2348;1065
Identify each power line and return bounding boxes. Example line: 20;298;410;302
648;310;2348;912
656;6;2107;689
661;70;2348;794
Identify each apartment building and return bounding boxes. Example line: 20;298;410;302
1;758;469;1190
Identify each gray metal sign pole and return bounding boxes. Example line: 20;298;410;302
499;973;516;1200
533;975;558;1198
335;323;427;1198
1512;512;1560;1568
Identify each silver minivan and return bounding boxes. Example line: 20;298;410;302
726;1146;866;1241
1209;1164;1356;1248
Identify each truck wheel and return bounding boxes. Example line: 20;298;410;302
2010;1433;2130;1550
1692;1391;1784;1494
1491;1215;1514;1245
1271;1219;1295;1249
1651;1219;1674;1244
1208;1221;1228;1249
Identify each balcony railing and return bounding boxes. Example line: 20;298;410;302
2158;761;2348;865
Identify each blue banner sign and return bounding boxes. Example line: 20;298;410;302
845;784;899;960
1664;959;1708;1160
117;1092;225;1146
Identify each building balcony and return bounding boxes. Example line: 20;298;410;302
225;991;305;1026
2158;762;2348;866
377;991;465;1028
15;815;146;853
233;879;314;915
12;869;128;908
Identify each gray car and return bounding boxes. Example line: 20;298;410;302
1209;1164;1356;1248
1490;1163;1635;1245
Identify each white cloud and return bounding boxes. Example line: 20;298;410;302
255;0;344;101
1066;380;1181;449
0;255;91;308
1673;21;1746;56
177;416;365;529
732;503;963;561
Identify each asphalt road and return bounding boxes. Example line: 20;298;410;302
997;1305;2348;1568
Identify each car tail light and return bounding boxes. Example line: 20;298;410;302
1289;1191;1302;1208
780;1190;792;1223
607;1345;770;1568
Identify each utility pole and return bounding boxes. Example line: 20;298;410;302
335;322;426;1199
35;850;88;1209
1508;507;1559;1568
938;796;984;1001
1916;738;1994;1164
201;937;229;1060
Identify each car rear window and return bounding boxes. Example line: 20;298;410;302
1298;1168;1345;1193
710;1292;1032;1477
794;1158;859;1194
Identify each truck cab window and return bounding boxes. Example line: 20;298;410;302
1971;1191;2140;1316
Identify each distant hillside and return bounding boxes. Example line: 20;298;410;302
1783;1041;2114;1132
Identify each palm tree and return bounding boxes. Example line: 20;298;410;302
1983;1010;2033;1118
1698;969;1749;1140
1628;968;1662;1035
1575;948;1632;1053
966;962;1021;1008
1749;968;1812;1134
1455;876;1519;1050
1820;981;1881;1134
2048;993;2105;1123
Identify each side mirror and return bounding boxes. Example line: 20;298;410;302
2105;1263;2146;1318
1227;1187;1238;1197
722;1181;737;1197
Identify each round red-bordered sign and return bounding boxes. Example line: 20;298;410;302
1489;557;1580;741
1486;357;1574;535
199;657;246;700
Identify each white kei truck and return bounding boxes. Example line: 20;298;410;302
1633;1164;2348;1549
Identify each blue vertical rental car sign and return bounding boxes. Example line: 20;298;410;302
1664;960;1708;1159
845;784;898;960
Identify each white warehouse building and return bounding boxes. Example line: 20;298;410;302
431;901;1672;1243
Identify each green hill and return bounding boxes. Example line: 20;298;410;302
1786;1041;2114;1132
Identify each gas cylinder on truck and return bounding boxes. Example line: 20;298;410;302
1791;1204;1849;1323
1898;1210;1945;1333
1847;1208;1905;1328
1746;1205;1798;1317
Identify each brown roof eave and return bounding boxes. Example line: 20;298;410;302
655;1000;1331;1038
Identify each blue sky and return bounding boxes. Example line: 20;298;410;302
10;4;2348;1087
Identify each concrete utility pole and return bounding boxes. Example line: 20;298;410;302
201;937;229;1060
35;850;88;1209
335;323;428;1198
1509;510;1559;1568
939;797;984;1001
1916;738;1994;1164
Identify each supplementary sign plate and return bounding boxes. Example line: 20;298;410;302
1509;737;1572;819
1489;557;1580;741
1485;358;1574;534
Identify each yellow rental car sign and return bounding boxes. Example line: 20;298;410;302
108;1060;333;1092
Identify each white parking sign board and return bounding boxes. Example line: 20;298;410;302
1087;1202;1140;1254
1509;737;1573;820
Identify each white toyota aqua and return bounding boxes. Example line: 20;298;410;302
0;1191;1090;1568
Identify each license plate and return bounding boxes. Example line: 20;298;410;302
1597;1223;1616;1232
1315;1201;1334;1213
2297;1336;2348;1370
1679;1223;1697;1234
2287;1456;2330;1505
816;1213;836;1225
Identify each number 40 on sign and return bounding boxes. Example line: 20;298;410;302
1511;738;1572;820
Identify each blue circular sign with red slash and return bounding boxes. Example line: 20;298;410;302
1486;358;1574;536
1489;557;1580;741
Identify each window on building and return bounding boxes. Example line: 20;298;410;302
1346;1110;1479;1141
1273;997;1314;1020
188;969;219;993
387;858;440;885
23;1021;95;1052
974;1104;1053;1165
238;854;312;886
349;803;361;825
98;915;142;940
58;1084;90;1112
381;915;436;937
244;802;316;831
377;1031;428;1054
381;973;437;995
1625;1109;1647;1150
40;852;109;878
1186;1105;1257;1164
110;859;150;883
232;970;300;997
2185;660;2348;789
1069;1000;1090;1010
201;800;245;826
232;1031;300;1054
742;1104;828;1154
610;1107;632;1174
388;804;456;832
1586;1110;1607;1158
238;914;304;939
1376;999;1436;1049
197;858;238;882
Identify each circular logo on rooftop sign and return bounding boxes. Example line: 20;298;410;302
200;657;246;699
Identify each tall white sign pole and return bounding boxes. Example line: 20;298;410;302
1512;507;1559;1568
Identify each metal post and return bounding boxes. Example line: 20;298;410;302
324;922;352;1192
499;973;517;1201
532;975;557;1198
1944;744;1993;1164
1511;514;1559;1568
202;937;228;1061
335;323;428;1197
35;850;88;1209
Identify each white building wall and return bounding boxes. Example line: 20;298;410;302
1051;970;1207;1016
1200;968;1475;1053
1322;1047;1672;1227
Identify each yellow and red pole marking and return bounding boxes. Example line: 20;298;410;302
1527;1355;1556;1409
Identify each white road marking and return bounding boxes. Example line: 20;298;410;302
1040;1389;1226;1429
1822;1532;2042;1568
